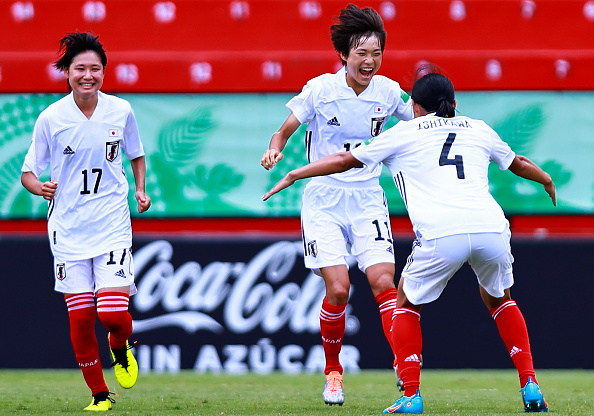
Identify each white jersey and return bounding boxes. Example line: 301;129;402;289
22;91;145;260
351;114;516;240
287;66;413;185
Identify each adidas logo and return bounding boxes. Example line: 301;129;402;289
327;117;340;126
510;346;523;357
386;246;393;254
114;269;126;278
63;146;75;155
404;354;421;363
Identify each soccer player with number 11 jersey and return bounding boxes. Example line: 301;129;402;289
261;4;413;406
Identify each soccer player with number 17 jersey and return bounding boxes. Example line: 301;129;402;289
21;32;150;412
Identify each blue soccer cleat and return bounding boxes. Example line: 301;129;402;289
383;390;423;414
521;377;548;412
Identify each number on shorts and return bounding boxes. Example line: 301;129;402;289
372;219;393;244
439;133;465;179
107;249;127;265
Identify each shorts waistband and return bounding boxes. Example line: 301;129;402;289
308;175;381;189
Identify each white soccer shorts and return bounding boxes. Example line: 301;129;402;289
301;178;395;276
53;247;137;295
401;226;514;305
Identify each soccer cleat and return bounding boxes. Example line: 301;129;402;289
395;366;404;392
109;335;138;389
383;390;424;414
322;371;345;406
83;391;115;411
521;377;549;412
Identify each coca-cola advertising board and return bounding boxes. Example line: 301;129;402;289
128;238;388;373
1;234;592;370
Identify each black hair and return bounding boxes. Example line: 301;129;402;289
54;31;107;71
330;4;386;66
411;70;456;118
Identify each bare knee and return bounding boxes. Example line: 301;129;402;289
480;286;511;310
325;282;350;305
366;263;396;297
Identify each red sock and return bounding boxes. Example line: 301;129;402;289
490;300;536;387
392;307;422;396
375;288;398;363
320;297;346;375
65;293;108;395
96;292;133;350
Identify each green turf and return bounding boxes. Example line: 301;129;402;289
0;369;592;415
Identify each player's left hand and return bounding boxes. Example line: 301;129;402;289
135;191;151;213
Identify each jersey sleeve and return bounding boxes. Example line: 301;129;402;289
393;88;414;121
21;113;51;177
122;107;145;160
350;127;400;167
286;81;316;124
487;125;516;170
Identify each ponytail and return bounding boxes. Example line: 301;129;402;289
435;98;455;118
411;73;456;118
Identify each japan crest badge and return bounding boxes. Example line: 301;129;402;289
106;141;120;162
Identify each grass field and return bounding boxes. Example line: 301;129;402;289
0;369;592;415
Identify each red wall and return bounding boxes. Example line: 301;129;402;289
1;0;593;92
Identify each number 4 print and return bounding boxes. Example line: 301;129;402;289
439;133;465;179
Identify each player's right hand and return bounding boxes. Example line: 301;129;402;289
544;181;557;206
262;174;296;201
261;149;283;170
41;180;58;201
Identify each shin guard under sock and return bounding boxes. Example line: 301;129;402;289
375;288;399;364
490;300;536;387
96;292;133;350
65;293;108;395
392;307;422;396
320;297;346;375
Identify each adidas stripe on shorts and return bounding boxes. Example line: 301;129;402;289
53;247;137;295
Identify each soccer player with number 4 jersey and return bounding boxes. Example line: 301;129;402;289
261;4;413;406
21;32;151;412
263;70;554;414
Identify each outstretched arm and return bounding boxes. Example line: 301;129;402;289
508;154;556;206
262;152;361;201
261;113;301;170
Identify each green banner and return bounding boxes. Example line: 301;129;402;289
0;92;585;219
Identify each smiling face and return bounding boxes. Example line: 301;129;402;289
66;50;105;101
340;34;383;95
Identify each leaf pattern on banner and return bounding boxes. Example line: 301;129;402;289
0;94;59;218
195;164;250;215
488;104;572;211
150;108;248;216
195;164;244;194
158;108;213;164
